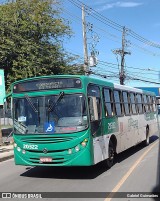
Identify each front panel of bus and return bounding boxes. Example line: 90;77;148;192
12;77;94;166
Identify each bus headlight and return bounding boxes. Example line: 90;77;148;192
81;139;88;147
22;150;26;154
17;147;21;152
81;141;87;147
68;149;72;154
75;145;80;152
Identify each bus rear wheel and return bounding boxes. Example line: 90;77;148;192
106;141;115;168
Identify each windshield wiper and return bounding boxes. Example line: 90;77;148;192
48;92;64;112
24;94;38;113
24;95;40;126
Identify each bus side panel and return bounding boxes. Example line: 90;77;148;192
93;117;118;164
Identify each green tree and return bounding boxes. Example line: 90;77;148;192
0;0;77;91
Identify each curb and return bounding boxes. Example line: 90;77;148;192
0;154;14;162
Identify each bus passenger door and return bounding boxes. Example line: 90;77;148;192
88;96;102;135
88;84;103;164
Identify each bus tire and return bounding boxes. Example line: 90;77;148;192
106;141;115;168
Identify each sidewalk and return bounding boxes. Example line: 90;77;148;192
0;144;14;162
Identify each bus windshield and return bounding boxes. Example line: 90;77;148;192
13;93;88;134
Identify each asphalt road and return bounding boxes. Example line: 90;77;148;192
0;135;159;201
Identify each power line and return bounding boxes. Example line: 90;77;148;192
76;0;123;29
63;6;160;57
67;50;160;74
130;42;160;57
128;76;160;84
63;7;121;44
67;0;123;32
128;30;160;49
67;0;160;50
126;70;159;76
89;70;160;85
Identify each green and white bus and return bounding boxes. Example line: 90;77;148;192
10;75;158;167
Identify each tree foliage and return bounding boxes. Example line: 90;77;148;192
0;0;81;91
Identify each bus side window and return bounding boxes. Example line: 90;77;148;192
143;95;148;112
113;90;122;116
153;96;157;112
130;93;137;114
122;91;130;115
136;94;143;114
103;88;114;117
150;96;153;112
147;96;151;112
151;96;156;112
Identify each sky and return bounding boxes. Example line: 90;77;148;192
0;0;160;88
61;0;160;87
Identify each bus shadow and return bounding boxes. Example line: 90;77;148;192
20;162;108;180
115;135;159;164
20;135;159;180
152;186;160;199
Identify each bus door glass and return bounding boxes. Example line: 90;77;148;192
87;84;102;136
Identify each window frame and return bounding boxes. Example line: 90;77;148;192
136;93;143;114
103;87;115;117
130;92;137;115
122;91;130;116
113;89;123;117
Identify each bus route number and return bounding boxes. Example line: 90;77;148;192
23;144;38;150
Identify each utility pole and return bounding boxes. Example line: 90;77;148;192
120;26;131;85
113;27;131;85
120;27;126;85
82;4;89;75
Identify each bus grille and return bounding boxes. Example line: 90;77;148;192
20;136;74;144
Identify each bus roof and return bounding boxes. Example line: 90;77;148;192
12;75;156;96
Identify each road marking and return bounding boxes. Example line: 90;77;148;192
105;141;158;201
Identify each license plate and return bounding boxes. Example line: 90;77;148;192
40;157;52;162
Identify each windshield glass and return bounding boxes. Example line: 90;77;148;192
13;93;88;134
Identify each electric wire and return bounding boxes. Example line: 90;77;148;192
67;0;160;49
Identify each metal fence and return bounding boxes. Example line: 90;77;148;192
0;109;13;126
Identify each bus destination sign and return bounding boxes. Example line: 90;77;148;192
13;78;82;93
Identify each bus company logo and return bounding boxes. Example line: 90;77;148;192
43;148;48;154
108;122;116;130
128;118;138;130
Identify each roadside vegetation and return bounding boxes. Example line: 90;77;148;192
0;0;83;92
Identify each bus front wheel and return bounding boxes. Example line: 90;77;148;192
106;141;115;168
